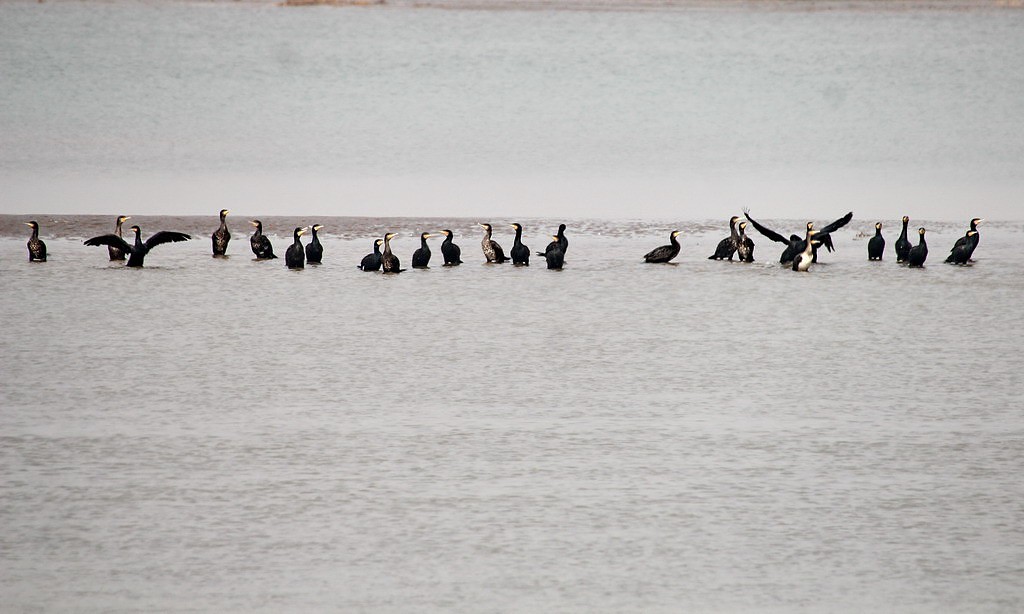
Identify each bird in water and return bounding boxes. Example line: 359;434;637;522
285;227;307;269
479;223;509;263
305;223;324;264
25;221;47;262
212;209;230;256
907;227;928;268
249;220;276;259
537;223;568;261
439;229;463;266
381;232;402;273
544;234;564;269
358;238;384;271
744;210;853;264
708;216;740;260
792;229;821;272
510;223;530;266
736;221;755;262
109;215;131;261
84;225;190;267
643;230;682;263
894;215;912;263
947;231;978;265
412;232;435;268
946;218;983;263
867;222;885;261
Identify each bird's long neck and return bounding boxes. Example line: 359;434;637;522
383;237;392;256
293;230;302;245
133;231;143;248
874;226;882;237
482;228;491;241
373;242;381;255
31;226;39;239
514;227;522;243
970;220;978;231
918;233;927;247
115;220;123;235
421;236;429;249
442;234;452;246
254;224;262;237
729;220;738;239
670;233;679;247
900;220;908;236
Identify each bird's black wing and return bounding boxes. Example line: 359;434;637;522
84;234;133;253
743;213;789;245
817;211;854;235
145;231;192;249
816;233;836;253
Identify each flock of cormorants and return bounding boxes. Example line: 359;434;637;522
19;211;983;271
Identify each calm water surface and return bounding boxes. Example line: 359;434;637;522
2;215;1023;611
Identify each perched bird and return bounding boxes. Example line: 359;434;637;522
643;230;681;264
305;224;324;264
544;234;564;269
867;222;885;261
439;229;463;266
479;223;508;263
947;231;977;265
510;223;530;266
792;229;820;272
250;220;276;259
736;221;755;262
358;238;384;271
411;232;434;268
25;221;47;262
946;218;983;262
109;215;131;261
708;216;740;260
381;232;402;273
907;227;928;268
537;223;568;260
84;225;190;267
894;216;912;263
285;227;307;269
744;210;853;264
212;209;230;256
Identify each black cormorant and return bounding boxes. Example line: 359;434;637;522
868;222;885;261
84;225;190;267
744;210;853;264
907;228;928;268
544;234;564;269
250;220;277;259
736;221;755;262
946;231;977;265
412;232;434;268
285;227;307;269
537;223;568;260
479;223;508;263
947;218;983;262
109;215;130;261
305;224;324;264
894;216;912;263
643;230;681;263
212;209;230;256
510;223;530;265
792;229;820;272
439;229;463;266
381;232;402;273
708;216;740;260
359;239;384;271
25;221;46;262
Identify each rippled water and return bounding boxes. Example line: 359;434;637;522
2;214;1023;611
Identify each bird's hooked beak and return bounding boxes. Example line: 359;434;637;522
250;220;259;227
424;233;434;239
24;222;33;227
298;228;307;236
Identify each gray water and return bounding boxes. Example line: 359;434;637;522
2;215;1023;611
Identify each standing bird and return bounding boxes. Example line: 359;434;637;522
736;221;755;262
894;216;912;263
907;227;928;268
109;215;131;261
358;238;384;271
249;220;276;259
537;223;568;261
439;229;463;266
25;221;47;262
285;227;307;269
643;230;682;264
509;223;530;266
544;234;564;269
867;222;885;261
211;209;230;256
305;224;324;264
744;210;853;264
708;216;740;260
946;218;983;263
479;223;509;263
381;232;402;273
412;232;434;268
947;231;978;265
792;229;820;272
84;225;190;267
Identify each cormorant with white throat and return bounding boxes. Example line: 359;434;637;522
644;231;681;264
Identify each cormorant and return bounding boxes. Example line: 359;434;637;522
305;224;324;264
412;232;434;268
544;234;564;269
947;218;983;262
792;229;820;272
744;210;853;264
510;223;530;265
358;238;384;271
643;230;681;263
736;221;755;262
84;225;190;267
381;232;402;273
479;223;508;263
708;216;740;260
212;209;230;256
907;228;928;268
537;223;568;260
25;221;46;262
109;215;131;261
285;227;307;269
439;229;463;266
947;231;977;265
894;216;912;263
250;220;276;259
867;222;885;261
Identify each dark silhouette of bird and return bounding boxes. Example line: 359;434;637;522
439;230;463;266
250;220;276;259
894;216;912;263
412;232;434;268
212;209;230;256
109;215;131;261
743;210;852;264
26;221;46;262
643;231;681;263
285;227;307;269
907;228;928;268
868;222;885;261
708;216;740;260
305;224;324;264
537;223;568;261
946;231;977;265
84;225;190;267
510;223;530;265
381;232;402;273
544;234;564;269
479;223;508;263
736;221;755;262
946;218;983;263
359;239;384;271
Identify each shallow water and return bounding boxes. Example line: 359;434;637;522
2;215;1023;611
